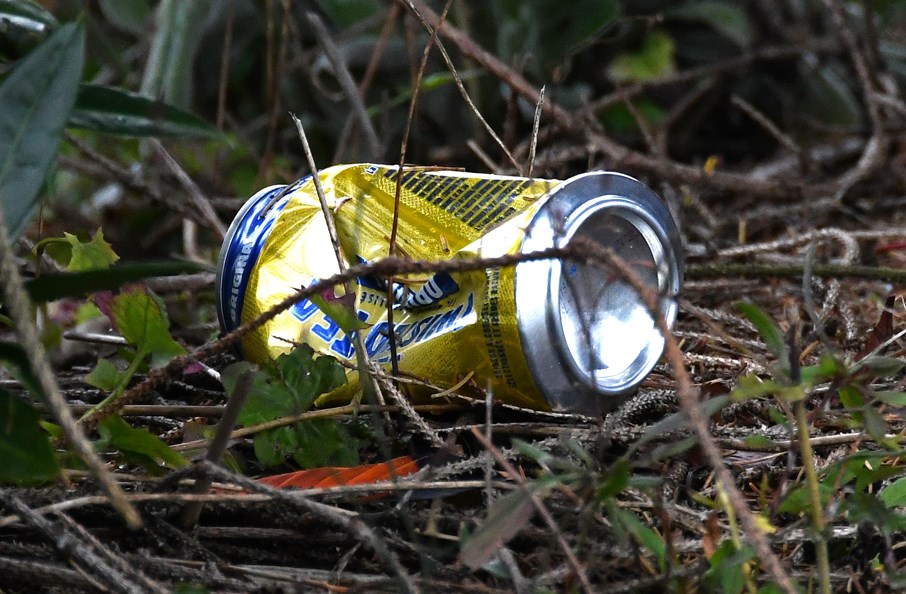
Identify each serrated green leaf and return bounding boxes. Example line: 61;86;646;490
0;388;59;484
253;426;298;468
844;491;906;534
880;476;906;507
70;84;222;138
704;540;754;594
608;30;676;83
666;1;753;48
97;415;187;473
235;346;355;468
24;260;209;302
291;418;360;468
735;303;789;369
85;358;123;392
109;286;185;367
0;20;83;240
66;229;120;272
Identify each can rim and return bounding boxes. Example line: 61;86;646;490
215;184;287;334
515;171;683;414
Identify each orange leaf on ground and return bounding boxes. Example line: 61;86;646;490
257;456;420;489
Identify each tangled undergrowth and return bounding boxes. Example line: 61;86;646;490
2;1;906;592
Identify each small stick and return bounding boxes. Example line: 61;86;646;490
179;366;256;528
526;86;545;177
307;12;382;158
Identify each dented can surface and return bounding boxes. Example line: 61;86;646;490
216;164;683;414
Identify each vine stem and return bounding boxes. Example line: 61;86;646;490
795;401;831;594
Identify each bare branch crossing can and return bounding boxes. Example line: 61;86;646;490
216;164;683;414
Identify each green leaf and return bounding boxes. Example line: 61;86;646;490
291;418;360;468
800;63;861;127
0;388;59;484
735;302;790;370
0;0;57;31
66;229;120;272
840;385;865;409
85;358;123;392
857;356;906;377
97;415;187;473
109;286;185;367
800;353;846;384
609;505;667;571
25;260;209;302
665;1;753;48
0;20;83;240
731;375;784;401
140;0;212;109
234;346;355;468
97;0;151;35
704;540;754;594
596;458;630;500
875;391;906;406
742;434;778;450
315;0;380;28
880;476;906;507
460;486;544;569
309;288;371;333
862;406;889;442
70;84;222;138
608;30;676;83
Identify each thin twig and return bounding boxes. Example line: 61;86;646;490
386;0;454;379
306;11;382;158
197;462;422;593
399;0;521;172
0;490;158;592
289;112;378;403
150;139;227;239
179;365;256;528
686;262;906;284
526;85;544;177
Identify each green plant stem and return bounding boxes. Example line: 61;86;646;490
687;262;906;284
794;400;831;594
79;348;146;422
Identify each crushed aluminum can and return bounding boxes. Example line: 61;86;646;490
216;164;683;415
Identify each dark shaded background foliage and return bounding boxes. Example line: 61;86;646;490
3;0;906;592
